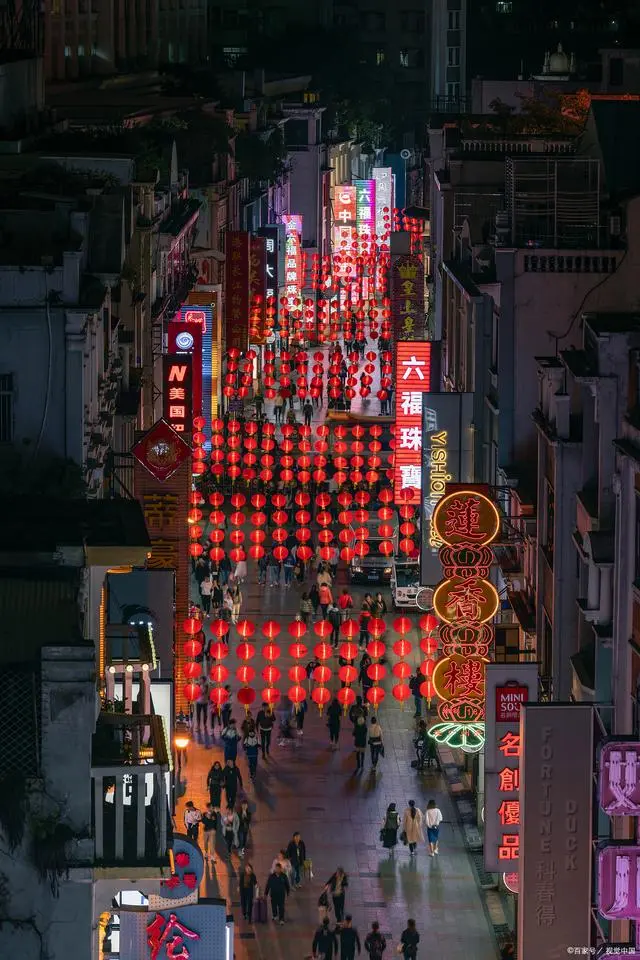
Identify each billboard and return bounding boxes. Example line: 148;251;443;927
332;186;357;278
373;167;393;244
162;355;193;438
225;231;250;353
391;254;425;340
393;342;433;505
420;393;474;586
518;704;593;960
484;664;539;875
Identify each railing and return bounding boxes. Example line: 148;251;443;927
522;253;619;274
91;713;171;865
461;138;574;155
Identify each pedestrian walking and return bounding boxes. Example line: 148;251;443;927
257;552;268;585
338;587;354;621
371;591;387;618
303;399;313;426
319;581;333;618
238;800;252;855
300;592;313;624
271;848;294;886
283;551;296;587
349;695;368;729
401;800;424;856
211;579;223;616
267;551;280;587
324;866;348;922
243;728;259;779
364;921;387;958
223;758;243;808
221;806;239;858
183;801;202;843
257;702;275;758
234;557;248;584
327;600;341;646
368;715;384;768
229;583;242;623
309;583;321;618
202;803;217;861
409;674;422;718
380;802;399;853
221;718;242;762
295;695;308;734
327;696;342;749
353;715;367;772
339;915;362;960
312;917;339;959
240;863;258;920
399;919;420;959
200;576;213;615
194;678;209;733
425;799;443;856
265;862;290;923
274;394;284;423
285;831;306;887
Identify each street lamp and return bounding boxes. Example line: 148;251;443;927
174;714;191;778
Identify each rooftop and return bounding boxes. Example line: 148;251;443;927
0;497;150;552
0;567;87;664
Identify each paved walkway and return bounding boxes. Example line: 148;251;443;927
177;340;498;959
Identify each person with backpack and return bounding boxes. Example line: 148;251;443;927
353;715;367;772
327;600;342;647
256;702;275;759
380;802;399;854
285;831;307;888
243;728;259;779
364;920;387;958
399;919;420;958
312;917;339;959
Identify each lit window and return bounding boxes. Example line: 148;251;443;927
496;1;512;11
400;49;409;67
223;46;247;65
78;45;85;56
64;45;72;57
376;48;385;65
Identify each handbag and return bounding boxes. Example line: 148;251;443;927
400;830;408;845
380;743;385;758
379;828;385;842
318;891;330;908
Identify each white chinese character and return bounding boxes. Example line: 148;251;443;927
359;205;372;221
266;287;275;297
286;271;297;283
266;239;275;253
399;464;422;489
338;209;352;223
402;355;427;380
399;427;422;451
266;264;275;277
400;391;424;416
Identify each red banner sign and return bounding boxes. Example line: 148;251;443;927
167;315;202;419
393;341;432;505
225;231;250;353
391;255;425;340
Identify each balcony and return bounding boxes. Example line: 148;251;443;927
91;712;171;871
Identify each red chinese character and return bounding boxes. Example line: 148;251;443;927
444;496;486;542
445;580;490;622
498;800;520;826
497;767;520;792
498;732;521;758
498;835;519;861
442;659;485;698
147;913;200;960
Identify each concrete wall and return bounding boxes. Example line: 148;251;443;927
288;147;324;250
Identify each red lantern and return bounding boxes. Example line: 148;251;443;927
210;664;230;683
238;687;257;708
262;621;281;639
419;679;435;701
338;664;358;684
210;619;230;639
393;639;412;658
367;663;386;683
262;643;281;662
392;661;412;680
262;665;282;684
366;686;386;706
367;618;386;638
420;636;439;656
313;664;332;684
419;613;439;633
393;617;413;636
183;661;201;680
339;641;358;661
366;639;385;659
236;665;256;684
183;638;203;658
237;642;256;661
289;684;307;706
236;619;256;638
182;617;201;636
340;620;359;640
183;682;200;702
337;687;356;709
262;687;281;706
392;683;411;704
288;664;306;683
313;620;333;639
314;641;333;660
311;686;331;711
209;641;229;660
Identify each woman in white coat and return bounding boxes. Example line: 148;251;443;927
402;800;424;856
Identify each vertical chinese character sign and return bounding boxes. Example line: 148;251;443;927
597;740;640;934
484;665;538;878
163;355;193;439
428;488;500;753
225;231;250;353
167;307;206;421
373;167;393;246
393;342;432;505
332;186;356;279
391;255;425;340
354;179;376;239
249;236;267;344
282;214;303;310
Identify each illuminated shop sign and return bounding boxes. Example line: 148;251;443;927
372;167;393;244
354;179;376;236
162;355;193;437
393;342;433;505
391;255;425;340
225;231;250;353
282;214;303;309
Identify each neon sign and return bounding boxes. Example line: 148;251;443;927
163;356;193;437
428;487;500;754
146;912;200;959
393;342;432;505
354;179;375;237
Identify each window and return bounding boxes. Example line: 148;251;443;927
446;82;460;100
400;49;409;68
447;46;460;66
496;0;512;10
376;48;386;65
399;48;423;68
223;47;247;65
0;374;14;442
400;11;424;33
64;45;72;57
448;10;460;29
78;45;85;56
635;494;640;583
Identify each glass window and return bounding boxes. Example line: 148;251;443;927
376;48;385;65
400;49;409;68
447;46;460;66
448;10;460;29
